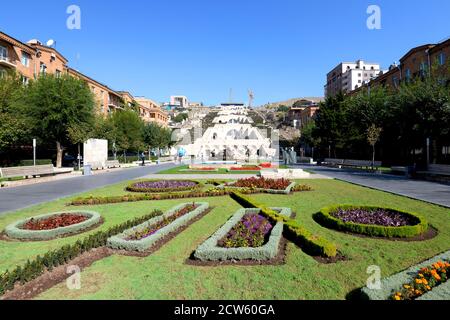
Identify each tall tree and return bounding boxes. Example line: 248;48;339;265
24;74;95;167
0;72;31;154
110;108;145;156
143;122;173;156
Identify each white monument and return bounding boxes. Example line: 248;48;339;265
84;139;108;169
180;103;277;162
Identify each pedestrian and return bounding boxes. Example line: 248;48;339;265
141;152;145;167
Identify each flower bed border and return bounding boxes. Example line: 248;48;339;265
217;181;297;195
0;209;164;297
230;191;338;258
4;211;102;241
360;250;450;300
126;179;202;193
194;207;291;262
315;205;428;238
107;202;209;252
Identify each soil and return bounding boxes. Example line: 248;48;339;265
0;218;104;242
185;237;289;267
1;247;111;300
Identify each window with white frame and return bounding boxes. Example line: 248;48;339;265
438;53;446;66
21;52;30;67
0;45;7;60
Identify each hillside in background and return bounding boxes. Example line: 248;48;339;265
259;97;324;109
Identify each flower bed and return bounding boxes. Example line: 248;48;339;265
4;211;102;241
0;210;164;297
194;207;291;261
126;180;201;193
315;205;428;238
259;163;272;169
219;177;297;194
107;202;209;252
361;250;450;300
230;191;337;258
229;166;261;171
22;213;89;231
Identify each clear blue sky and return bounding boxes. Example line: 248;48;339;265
1;0;449;106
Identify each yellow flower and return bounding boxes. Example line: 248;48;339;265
394;296;401;301
403;285;411;289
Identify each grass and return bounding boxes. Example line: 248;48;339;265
0;179;449;300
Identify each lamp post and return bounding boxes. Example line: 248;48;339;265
33;139;36;166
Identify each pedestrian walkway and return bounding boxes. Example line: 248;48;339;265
0;163;176;216
298;165;450;208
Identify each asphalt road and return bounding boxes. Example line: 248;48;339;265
0;163;176;216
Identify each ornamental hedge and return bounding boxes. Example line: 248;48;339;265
70;188;261;206
194;207;291;262
126;180;202;193
230;191;337;258
315;205;428;238
107;202;209;252
0;210;164;297
4;211;102;241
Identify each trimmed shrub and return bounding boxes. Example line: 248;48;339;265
4;211;102;241
0;209;163;297
315;205;428;238
70;188;261;206
218;181;298;195
126;179;202;193
230;191;337;258
107;203;209;252
194;207;291;261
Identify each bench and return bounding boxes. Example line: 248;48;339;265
342;159;382;169
323;158;345;166
87;162;104;170
0;164;55;179
426;164;450;176
105;160;121;169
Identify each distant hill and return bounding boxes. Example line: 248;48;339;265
258;97;324;109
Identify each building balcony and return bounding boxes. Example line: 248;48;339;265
0;56;17;68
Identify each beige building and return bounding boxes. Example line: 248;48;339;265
135;97;169;126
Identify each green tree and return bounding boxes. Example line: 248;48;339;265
173;113;188;123
366;124;382;169
0;72;31;153
24;74;95;167
143;122;172;156
110;109;145;156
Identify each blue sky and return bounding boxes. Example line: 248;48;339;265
1;0;449;106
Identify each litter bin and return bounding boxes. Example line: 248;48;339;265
83;164;92;176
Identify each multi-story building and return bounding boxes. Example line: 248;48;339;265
325;60;382;97
0;32;68;84
351;38;449;94
287;99;322;129
170;95;189;108
135;97;169;127
0;30;167;125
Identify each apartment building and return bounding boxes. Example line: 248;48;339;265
68;67;123;115
325;60;382;97
0;32;67;84
0;30;168;126
351;38;449;94
135;97;169;127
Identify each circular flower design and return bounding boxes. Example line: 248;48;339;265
126;180;200;193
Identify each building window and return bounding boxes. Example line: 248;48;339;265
55;69;61;78
358;73;362;77
21;76;29;85
0;67;7;78
405;69;411;80
40;62;47;74
21;52;30;67
438;53;446;66
0;46;7;60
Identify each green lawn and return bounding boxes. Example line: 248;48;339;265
0;179;449;300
